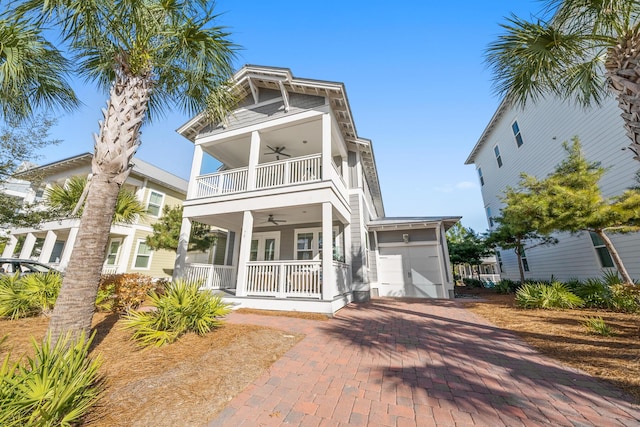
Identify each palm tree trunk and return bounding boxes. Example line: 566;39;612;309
596;229;634;285
605;31;640;160
47;67;151;343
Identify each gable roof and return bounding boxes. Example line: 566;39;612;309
14;153;188;194
465;97;511;165
177;64;384;216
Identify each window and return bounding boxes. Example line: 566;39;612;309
49;241;65;263
494;145;503;168
133;240;153;269
295;227;340;261
590;232;615;268
146;191;164;217
105;238;122;266
477;168;484;186
486;207;494;228
249;232;280;261
496;251;503;272
520;248;530;272
512;121;524;147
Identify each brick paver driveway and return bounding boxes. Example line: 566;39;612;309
207;299;640;426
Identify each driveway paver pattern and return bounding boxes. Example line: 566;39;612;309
207;298;640;426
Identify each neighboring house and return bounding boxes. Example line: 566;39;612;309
175;65;459;314
466;94;640;282
1;153;188;278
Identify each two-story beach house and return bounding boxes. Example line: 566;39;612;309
175;65;459;314
1;153;189;278
466;94;640;282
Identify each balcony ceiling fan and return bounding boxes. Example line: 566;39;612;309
266;214;287;225
264;145;291;160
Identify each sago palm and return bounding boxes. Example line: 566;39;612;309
486;0;640;160
9;0;238;342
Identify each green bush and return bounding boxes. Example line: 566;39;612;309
0;272;62;319
96;273;155;313
0;332;103;426
462;278;483;288
495;279;518;294
609;284;640;313
123;280;231;347
570;278;612;309
516;282;584;309
582;316;612;336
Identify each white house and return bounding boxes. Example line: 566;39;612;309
174;65;459;313
466;94;640;282
2;153;190;278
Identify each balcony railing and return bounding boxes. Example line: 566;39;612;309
183;264;236;290
246;260;322;298
193;154;322;198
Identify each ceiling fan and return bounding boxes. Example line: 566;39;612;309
264;145;291;160
266;214;287;225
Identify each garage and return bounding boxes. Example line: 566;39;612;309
378;245;443;298
367;217;459;299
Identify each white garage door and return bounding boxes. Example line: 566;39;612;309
377;245;442;298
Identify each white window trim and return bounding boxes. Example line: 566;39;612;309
105;237;123;267
131;239;153;270
146;190;165;218
512;120;524;148
249;231;281;261
295;226;340;261
493;144;503;168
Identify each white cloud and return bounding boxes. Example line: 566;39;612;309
455;181;478;190
434;181;478;193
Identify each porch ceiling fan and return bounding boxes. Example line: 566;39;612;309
266;214;287;225
264;145;291;160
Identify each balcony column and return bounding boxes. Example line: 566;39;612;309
173;217;192;279
322;113;331;181
246;131;261;191
59;227;79;272
235;210;254;297
38;230;58;264
2;235;18;258
322;202;336;300
19;233;37;259
187;144;204;199
342;157;349;184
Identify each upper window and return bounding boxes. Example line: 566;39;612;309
477;168;484;186
512;121;524;148
590;232;615;268
146;191;164;217
133;240;153;269
486;207;494;228
494;145;503;168
520;248;530;272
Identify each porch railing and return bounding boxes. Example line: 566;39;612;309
183;264;236;290
246;260;322;298
102;266;118;275
255;154;321;189
196;168;248;198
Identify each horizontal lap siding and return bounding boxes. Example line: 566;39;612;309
475;94;640;281
350;194;364;282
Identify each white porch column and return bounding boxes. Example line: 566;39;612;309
322;202;335;300
342;157;349;185
38;230;58;264
2;235;18;258
344;222;352;271
187;144;204;199
322;113;332;181
118;232;136;273
246;131;261;190
59;227;79;272
235;211;254;297
173;217;193;280
19;233;37;259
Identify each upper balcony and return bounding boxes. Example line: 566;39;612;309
186;111;349;204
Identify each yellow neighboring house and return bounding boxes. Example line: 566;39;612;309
1;153;188;278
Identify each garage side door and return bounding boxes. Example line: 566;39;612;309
378;245;442;298
407;245;442;298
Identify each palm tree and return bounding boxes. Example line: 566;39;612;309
45;175;147;224
10;0;237;341
0;15;78;121
486;0;640;160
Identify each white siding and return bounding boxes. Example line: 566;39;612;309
472;95;640;281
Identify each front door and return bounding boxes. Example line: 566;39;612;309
250;232;280;261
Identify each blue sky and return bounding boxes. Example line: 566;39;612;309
35;1;543;232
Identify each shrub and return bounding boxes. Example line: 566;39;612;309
123;280;231;347
609;284;640;313
462;278;483;288
582;316;612;336
516;282;584;309
96;273;155;312
495;279;518;294
0;332;103;426
0;272;62;319
571;278;612;309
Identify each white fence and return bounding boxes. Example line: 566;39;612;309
255;154;321;189
246;260;322;298
196;168;248;198
183;264;236;290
